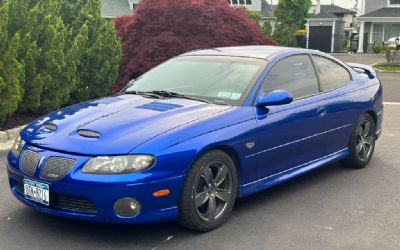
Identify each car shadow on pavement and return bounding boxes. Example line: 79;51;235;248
234;163;346;211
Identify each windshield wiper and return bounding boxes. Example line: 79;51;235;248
146;90;214;104
125;90;163;99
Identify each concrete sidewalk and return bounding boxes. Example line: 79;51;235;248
330;53;386;66
0;125;25;152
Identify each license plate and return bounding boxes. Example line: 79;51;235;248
23;179;50;206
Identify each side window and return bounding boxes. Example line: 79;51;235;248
261;55;320;99
312;55;352;92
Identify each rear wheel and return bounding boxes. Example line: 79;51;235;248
179;150;238;232
342;113;376;169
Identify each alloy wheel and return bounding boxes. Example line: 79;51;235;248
193;161;233;222
356;119;374;162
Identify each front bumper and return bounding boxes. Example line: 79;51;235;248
7;146;185;224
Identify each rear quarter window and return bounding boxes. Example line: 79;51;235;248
312;55;352;92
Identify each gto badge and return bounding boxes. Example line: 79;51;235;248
245;142;255;149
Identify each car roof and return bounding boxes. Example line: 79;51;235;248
181;46;312;60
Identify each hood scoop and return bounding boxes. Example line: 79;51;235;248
136;102;183;112
77;129;101;138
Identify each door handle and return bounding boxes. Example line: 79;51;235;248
317;107;327;117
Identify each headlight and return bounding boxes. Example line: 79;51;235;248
82;155;155;174
11;136;25;157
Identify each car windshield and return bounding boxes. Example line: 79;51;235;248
125;56;266;105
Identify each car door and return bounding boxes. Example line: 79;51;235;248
310;55;359;154
248;54;328;181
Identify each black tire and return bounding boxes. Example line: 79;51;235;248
179;150;238;232
341;113;376;169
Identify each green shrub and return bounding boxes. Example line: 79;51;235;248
363;33;369;53
373;43;383;54
0;3;23;123
343;38;349;49
273;0;312;47
383;45;395;63
248;11;262;25
65;0;122;103
0;0;122;123
262;21;273;37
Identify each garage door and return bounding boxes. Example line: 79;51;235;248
309;26;332;53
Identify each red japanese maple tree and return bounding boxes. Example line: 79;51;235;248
113;0;278;92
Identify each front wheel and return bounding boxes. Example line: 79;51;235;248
341;113;376;169
179;150;238;232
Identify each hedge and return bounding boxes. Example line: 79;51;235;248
0;0;122;123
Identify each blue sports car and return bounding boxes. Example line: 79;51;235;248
7;46;383;231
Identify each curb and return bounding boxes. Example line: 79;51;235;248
373;66;400;73
330;53;387;57
374;68;400;73
0;125;26;152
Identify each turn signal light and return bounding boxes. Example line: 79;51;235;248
153;189;170;197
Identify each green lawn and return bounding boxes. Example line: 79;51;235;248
373;62;400;72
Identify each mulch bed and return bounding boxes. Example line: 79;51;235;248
0;113;41;131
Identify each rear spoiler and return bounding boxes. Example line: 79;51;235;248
346;62;377;79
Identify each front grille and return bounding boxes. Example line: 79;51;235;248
53;195;97;213
20;150;41;176
40;157;76;180
14;182;96;213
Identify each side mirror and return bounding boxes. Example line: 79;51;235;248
257;90;293;107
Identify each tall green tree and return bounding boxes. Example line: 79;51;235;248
15;1;75;113
248;11;262;25
0;0;122;119
273;0;311;46
262;21;273;37
56;0;122;103
0;2;24;123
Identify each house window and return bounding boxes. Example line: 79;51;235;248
389;0;400;5
384;24;400;41
372;24;384;42
227;0;252;5
372;23;400;43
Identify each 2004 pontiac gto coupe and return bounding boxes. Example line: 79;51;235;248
7;46;383;231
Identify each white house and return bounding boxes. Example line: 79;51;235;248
227;0;262;12
101;0;139;19
357;0;400;52
100;0;278;25
309;4;357;35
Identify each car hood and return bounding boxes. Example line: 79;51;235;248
21;94;232;155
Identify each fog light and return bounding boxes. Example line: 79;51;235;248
114;198;141;217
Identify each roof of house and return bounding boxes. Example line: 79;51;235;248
261;4;355;19
310;11;338;19
309;4;355;19
359;7;400;18
319;4;356;15
101;0;133;18
182;46;301;59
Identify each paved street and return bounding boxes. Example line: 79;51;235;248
331;53;387;66
0;55;399;250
